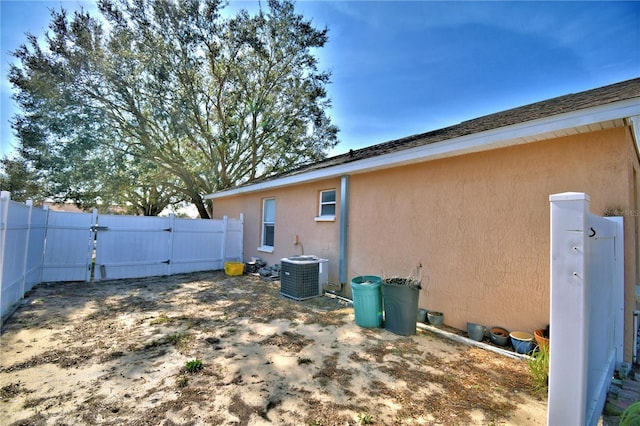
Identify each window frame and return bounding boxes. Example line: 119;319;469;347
315;189;336;222
259;197;275;252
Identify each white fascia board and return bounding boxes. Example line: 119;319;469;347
206;97;640;200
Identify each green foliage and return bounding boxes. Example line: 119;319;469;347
620;401;640;426
527;344;549;393
8;0;338;217
175;375;189;387
185;358;203;373
357;412;374;424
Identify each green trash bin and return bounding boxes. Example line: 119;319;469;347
381;280;421;335
351;276;383;328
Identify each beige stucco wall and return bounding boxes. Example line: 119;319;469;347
211;179;343;282
212;126;639;360
348;127;636;338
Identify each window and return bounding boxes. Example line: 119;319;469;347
316;189;336;221
259;198;275;252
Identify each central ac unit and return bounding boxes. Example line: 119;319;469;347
280;255;328;300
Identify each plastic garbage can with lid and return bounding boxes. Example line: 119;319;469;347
350;276;383;328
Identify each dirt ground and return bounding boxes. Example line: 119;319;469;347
0;271;547;425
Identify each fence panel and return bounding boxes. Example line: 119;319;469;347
1;195;31;319
2;193;244;320
172;216;223;274
548;192;624;426
41;210;95;283
225;216;244;262
24;205;46;292
94;214;172;280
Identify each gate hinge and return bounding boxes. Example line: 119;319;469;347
91;225;109;231
161;259;171;264
163;227;173;232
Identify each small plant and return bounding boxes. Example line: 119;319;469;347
175;375;189;387
150;313;171;325
298;357;313;365
527;344;549;393
185;358;203;373
620;401;640;426
357;412;374;424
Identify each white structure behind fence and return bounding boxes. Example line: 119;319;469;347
548;192;624;426
0;192;243;323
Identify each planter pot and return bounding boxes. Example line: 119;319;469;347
417;308;428;323
534;328;549;350
381;279;421;336
427;311;444;326
510;331;535;354
489;327;510;346
467;322;486;342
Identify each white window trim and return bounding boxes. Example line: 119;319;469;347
316;189;336;221
314;215;335;222
260;198;275;251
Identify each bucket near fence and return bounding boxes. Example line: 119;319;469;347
224;262;244;276
350;276;383;328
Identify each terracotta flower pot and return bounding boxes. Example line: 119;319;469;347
534;329;549;350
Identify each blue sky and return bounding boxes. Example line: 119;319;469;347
1;0;639;158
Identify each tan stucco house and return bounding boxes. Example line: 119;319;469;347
206;78;640;361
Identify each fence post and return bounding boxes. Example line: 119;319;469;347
0;191;10;319
19;200;34;298
239;213;244;261
167;213;175;276
548;192;590;425
221;215;228;263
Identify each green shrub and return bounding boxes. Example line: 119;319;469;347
185;358;203;373
527;344;549;393
620;401;640;426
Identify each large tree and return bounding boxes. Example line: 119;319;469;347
8;0;338;217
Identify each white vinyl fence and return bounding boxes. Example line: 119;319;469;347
548;192;624;426
0;191;243;323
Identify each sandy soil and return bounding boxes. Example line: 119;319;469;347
0;271;547;425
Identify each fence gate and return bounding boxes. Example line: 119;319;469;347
93;214;172;280
41;210;96;283
548;192;624;426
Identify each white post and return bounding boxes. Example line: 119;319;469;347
0;191;10;319
19;200;34;297
167;213;175;276
548;192;590;425
239;213;244;261
608;216;625;368
221;215;228;263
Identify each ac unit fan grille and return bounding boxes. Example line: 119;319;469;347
280;261;320;300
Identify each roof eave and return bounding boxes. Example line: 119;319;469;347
205;97;640;200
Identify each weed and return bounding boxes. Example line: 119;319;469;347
621;401;640;426
527;344;549;393
357;412;374;424
298;357;313;365
185;358;203;373
175;376;189;387
150;313;170;325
